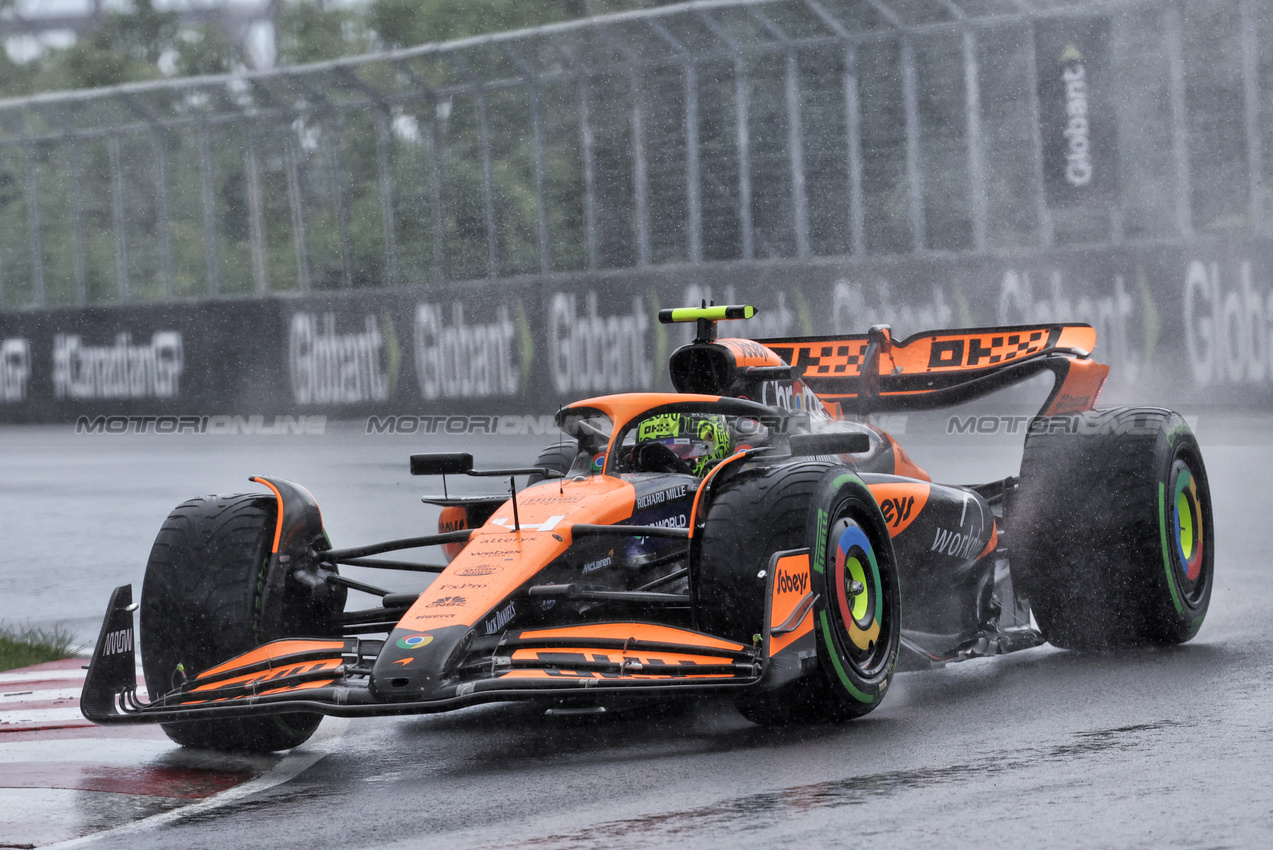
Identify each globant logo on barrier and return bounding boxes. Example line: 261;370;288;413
1;338;31;403
549;292;652;395
75;415;327;436
998;268;1141;384
831;279;954;335
1185;259;1273;386
1061;63;1093;187
290;313;390;405
53;331;183;400
414;302;519;400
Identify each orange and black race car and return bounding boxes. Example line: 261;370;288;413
82;306;1214;753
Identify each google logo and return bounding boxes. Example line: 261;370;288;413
396;634;434;650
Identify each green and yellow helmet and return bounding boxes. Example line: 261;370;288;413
634;412;733;476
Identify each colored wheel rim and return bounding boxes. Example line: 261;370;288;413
827;517;890;676
1169;457;1208;603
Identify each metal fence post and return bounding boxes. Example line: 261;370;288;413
245;123;269;294
529;83;551;274
578;73;600;270
284;130;311;292
326;114;354;289
374;107;401;287
630;70;652;267
786;49;811;259
1164;2;1193;237
69;139;88;305
24;142;45;307
901;36;925;252
1241;0;1264;233
152;129;174;299
735;56;755;260
1024;22;1054;248
430;98;449;283
198;121;221;296
843;44;865;257
108;135;130;301
685;61;704;264
475;90;499;278
963;29;987;252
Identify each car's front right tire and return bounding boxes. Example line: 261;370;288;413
695;463;899;724
140;494;333;752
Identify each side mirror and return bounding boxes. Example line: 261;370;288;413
410;453;474;476
789;431;870;457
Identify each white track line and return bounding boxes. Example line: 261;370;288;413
0;737;182;765
0;705;88;726
0;669;88;684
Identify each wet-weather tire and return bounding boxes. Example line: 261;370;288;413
800;469;902;720
695;463;900;724
140;494;332;753
1011;407;1214;650
527;441;580;484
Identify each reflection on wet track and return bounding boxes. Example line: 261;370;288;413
2;415;1271;848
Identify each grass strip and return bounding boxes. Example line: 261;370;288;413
0;624;78;673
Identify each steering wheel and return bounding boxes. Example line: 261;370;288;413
627;442;693;474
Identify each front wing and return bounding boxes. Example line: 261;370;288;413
81;550;817;725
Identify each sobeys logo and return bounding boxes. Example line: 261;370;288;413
1;338;31;403
549;292;652;394
1185;258;1273;386
414;302;529;400
290;312;398;405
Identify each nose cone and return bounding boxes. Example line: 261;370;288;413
371;624;473;700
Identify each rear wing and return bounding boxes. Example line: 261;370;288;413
759;323;1108;417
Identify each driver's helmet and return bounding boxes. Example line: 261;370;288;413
634;412;733;476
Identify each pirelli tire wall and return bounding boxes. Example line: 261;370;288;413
2;238;1271;424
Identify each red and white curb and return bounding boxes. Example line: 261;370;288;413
0;658;343;848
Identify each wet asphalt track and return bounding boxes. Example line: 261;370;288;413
3;410;1272;849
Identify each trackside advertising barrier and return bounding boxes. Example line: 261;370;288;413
3;238;1273;424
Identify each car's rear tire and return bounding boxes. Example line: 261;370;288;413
1011;407;1214;650
140;494;337;752
695;464;900;724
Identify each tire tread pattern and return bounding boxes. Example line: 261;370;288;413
140;494;323;752
1012;407;1211;649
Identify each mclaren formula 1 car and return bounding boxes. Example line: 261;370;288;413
82;305;1215;753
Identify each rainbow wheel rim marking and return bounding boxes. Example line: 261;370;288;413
831;521;884;667
1172;463;1204;584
